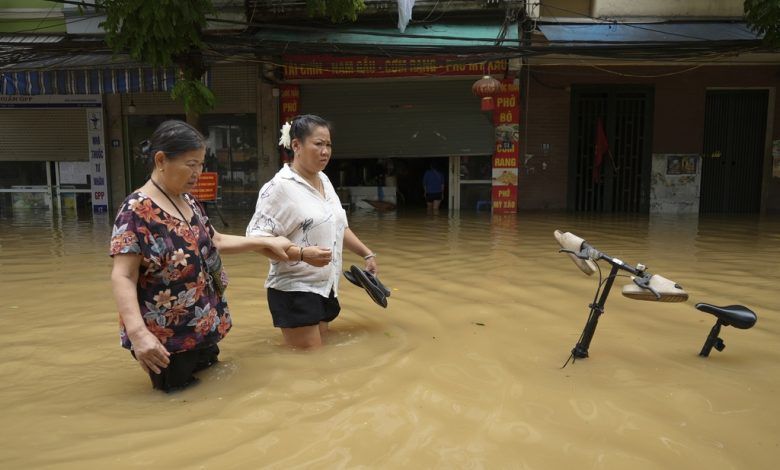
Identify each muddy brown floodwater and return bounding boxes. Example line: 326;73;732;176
1;209;778;469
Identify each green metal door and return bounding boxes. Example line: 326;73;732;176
700;90;768;213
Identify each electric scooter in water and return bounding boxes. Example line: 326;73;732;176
554;230;757;365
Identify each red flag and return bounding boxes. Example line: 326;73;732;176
593;118;609;184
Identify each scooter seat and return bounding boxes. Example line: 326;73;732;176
695;303;757;329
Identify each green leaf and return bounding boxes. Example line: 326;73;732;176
306;0;365;23
745;0;780;47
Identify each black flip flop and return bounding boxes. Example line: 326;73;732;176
344;265;390;308
344;267;391;297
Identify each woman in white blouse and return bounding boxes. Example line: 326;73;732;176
247;115;379;349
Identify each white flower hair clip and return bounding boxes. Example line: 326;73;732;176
279;121;292;149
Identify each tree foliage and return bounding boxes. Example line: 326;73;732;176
94;0;366;117
96;0;216;117
307;0;366;22
744;0;780;47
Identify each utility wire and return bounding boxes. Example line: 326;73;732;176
539;3;723;42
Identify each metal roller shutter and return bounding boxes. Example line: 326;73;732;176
125;64;257;114
0;108;88;161
301;80;494;159
210;63;257;113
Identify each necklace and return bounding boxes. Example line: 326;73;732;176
150;177;221;295
150;178;190;222
291;166;324;195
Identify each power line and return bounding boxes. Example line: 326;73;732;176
538;3;721;42
3;12;104;34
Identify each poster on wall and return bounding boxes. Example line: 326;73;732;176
491;80;520;213
58;161;90;185
666;154;698;175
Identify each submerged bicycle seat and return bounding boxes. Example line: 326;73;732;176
695;303;757;329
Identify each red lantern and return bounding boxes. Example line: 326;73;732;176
472;75;502;112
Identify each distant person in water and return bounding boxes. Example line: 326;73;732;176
423;163;445;212
246;114;379;350
109;120;292;392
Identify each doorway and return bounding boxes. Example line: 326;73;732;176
202;115;258;209
449;155;492;211
700;90;768;213
393;157;449;210
568;86;654;213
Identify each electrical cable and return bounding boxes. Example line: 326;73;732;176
3;11;103;34
410;0;447;24
584;62;706;78
1;2;770;72
539;3;724;42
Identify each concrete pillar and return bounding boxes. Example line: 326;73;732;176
105;93;126;214
257;77;280;187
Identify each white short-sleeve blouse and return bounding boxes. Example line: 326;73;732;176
246;164;348;297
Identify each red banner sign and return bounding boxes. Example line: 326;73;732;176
279;85;300;123
192;172;218;201
491;80;520;213
283;55;508;80
492;185;518;211
279;85;300;163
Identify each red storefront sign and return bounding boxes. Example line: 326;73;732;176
192;172;218;201
279;85;300;162
283;55;508;80
492;185;518;211
491;80;520;213
279;85;300;123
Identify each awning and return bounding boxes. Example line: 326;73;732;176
2;66;174;95
537;22;762;44
253;21;520;49
1;54;211;96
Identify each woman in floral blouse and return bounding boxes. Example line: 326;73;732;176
110;120;292;392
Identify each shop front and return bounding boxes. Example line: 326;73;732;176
120;63;266;212
280;55;520;212
124;113;261;210
0;94;107;215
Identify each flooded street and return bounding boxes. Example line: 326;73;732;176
1;208;779;469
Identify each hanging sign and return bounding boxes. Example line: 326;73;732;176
86;105;108;214
192;172;218;201
282;55;508;80
491;81;520;213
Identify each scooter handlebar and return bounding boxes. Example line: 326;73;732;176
622;273;689;303
580;242;604;262
554;230;598;276
555;229;689;302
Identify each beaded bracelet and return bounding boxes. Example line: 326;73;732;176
363;253;376;260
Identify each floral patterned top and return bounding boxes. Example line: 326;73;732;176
110;191;231;353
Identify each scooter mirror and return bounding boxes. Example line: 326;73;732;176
554;230;597;276
621;274;689;302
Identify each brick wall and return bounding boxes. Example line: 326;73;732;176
518;73;571;210
519;65;780;212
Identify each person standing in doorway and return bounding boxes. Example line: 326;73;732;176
423;162;445;212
